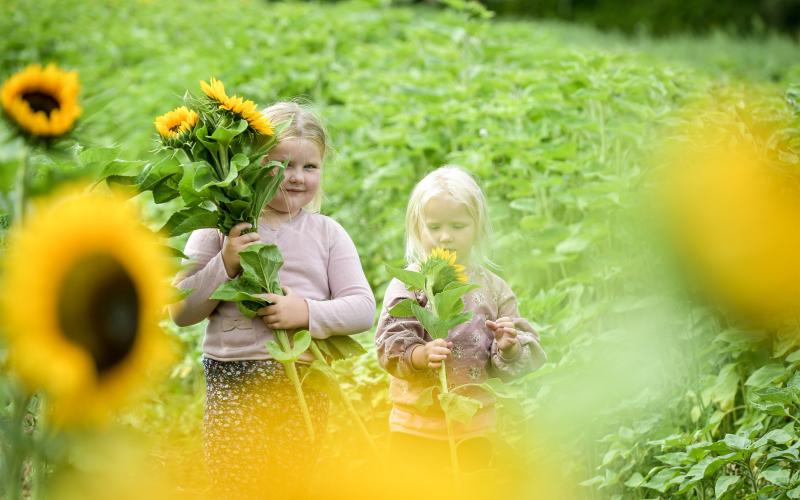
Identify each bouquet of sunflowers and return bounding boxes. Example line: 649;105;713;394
112;78;285;239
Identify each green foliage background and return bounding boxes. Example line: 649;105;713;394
3;0;800;497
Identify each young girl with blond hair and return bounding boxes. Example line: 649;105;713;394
170;101;375;497
375;165;546;475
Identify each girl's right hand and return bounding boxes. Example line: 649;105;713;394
411;338;453;370
221;222;261;278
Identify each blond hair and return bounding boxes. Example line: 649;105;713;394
261;100;329;213
405;165;492;266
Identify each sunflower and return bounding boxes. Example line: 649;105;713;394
222;94;273;135
154;106;199;142
1;64;81;137
425;247;468;290
200;77;229;107
0;187;175;426
199;77;273;135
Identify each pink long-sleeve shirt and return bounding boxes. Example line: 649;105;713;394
172;210;376;362
375;265;547;440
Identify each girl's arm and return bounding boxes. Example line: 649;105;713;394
489;281;547;380
304;221;376;339
169;228;232;327
374;278;433;380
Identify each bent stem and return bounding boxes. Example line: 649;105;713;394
309;342;381;459
439;361;461;488
275;329;315;441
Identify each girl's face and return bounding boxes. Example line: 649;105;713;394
264;137;322;214
421;194;477;263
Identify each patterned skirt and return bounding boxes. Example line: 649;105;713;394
203;358;329;498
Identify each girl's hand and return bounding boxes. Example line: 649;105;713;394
486;317;520;359
411;339;453;370
257;287;310;330
221;222;261;278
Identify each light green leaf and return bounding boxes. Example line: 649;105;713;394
161;206;218;237
433;283;479;319
411;302;448;339
385;264;425;291
290;330;312;358
745;364;788;387
715;475;740;498
388;298;416;317
414;386;437;412
210;119;249;149
239;244;283;294
760;465;790;486
439;392;482;424
265;340;298;364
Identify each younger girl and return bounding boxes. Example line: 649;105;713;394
375;165;546;474
169;101;375;497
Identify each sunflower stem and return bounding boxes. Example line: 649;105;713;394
3;384;31;500
308;342;381;459
218;146;229;180
274;329;315;442
14;148;30;222
438;361;462;489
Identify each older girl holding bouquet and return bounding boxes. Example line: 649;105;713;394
170;101;375;497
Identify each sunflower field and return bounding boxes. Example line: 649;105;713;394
2;0;800;498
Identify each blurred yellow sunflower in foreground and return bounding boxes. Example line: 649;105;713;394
656;100;800;327
0;187;175;426
200;77;273;135
154;106;198;141
1;64;81;137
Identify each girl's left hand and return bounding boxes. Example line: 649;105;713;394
257;287;310;330
486;316;520;357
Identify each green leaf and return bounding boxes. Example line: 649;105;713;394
79;145;120;168
138;156;182;192
439;392;482;424
411;302;448;339
413;386;436;412
388;298;416;317
238;244;284;294
290;330;312;358
745;364;788;388
210;119;249;149
209;276;267;315
715;475;740;498
314;336;366;361
703;363;739;411
178;161;209;205
433;283;479;319
723;434;752;451
642;468;681;494
624;472;645;488
151;174;181;203
161;206;218;237
760;465;790;486
193;160;238;191
265;340;298;363
753;428;794;448
385;264;425;291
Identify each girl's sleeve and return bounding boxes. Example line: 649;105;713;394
374;278;432;380
305;222;376;339
489;280;547;380
170;228;233;327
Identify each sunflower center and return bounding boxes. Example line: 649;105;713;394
57;254;140;375
21;91;60;116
